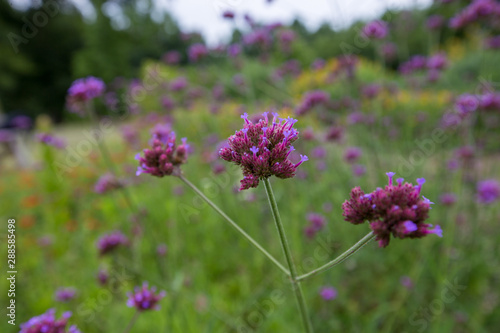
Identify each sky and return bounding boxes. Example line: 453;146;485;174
12;0;433;45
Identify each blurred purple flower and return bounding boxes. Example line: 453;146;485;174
296;90;330;115
426;15;445;29
188;43;208;62
96;231;129;256
319;287;337;301
362;20;389;39
55;287;77;302
36;133;66;149
162;50;181;65
20;309;81;333
157;244;168;256
352;164;367;177
227;44;242;58
400;276;414;289
170;77;188;92
127;282;166;311
477;179;500;204
439;193;457;206
344;147;362;164
455;94;479;116
94;173;123;194
66;76;105;115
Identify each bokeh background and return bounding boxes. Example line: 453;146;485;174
1;0;500;332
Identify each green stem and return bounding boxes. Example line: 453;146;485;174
86;102;135;210
123;311;139;333
262;178;313;333
297;231;375;282
178;174;289;275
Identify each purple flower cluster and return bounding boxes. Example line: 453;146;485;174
455;94;479;117
426;15;445;30
273;60;302;81
343;147;362;164
36;133;66;149
170;77;188;91
336;55;358;79
188;43;208;62
19;309;81;333
361;84;381;99
399;54;447;75
452;89;500;117
319;286;337;301
295;90;330;115
361;20;389;39
96;231;128;256
127;282;166;311
477;179;500;204
449;0;500;29
219;112;308;190
227;44;242;58
162;51;181;65
485;35;500;49
135;129;190;177
304;213;326;239
55;287;77;302
342;172;442;247
66;76;105;115
243;28;272;48
94;173;123;194
380;42;398;60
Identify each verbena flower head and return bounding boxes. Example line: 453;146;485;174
219;111;308;190
362;20;389;39
319;286;337;301
295;90;330;115
66;76;105;115
96;231;128;256
127;282;166;311
188;43;208;62
477;179;500;204
94;173;123;194
342;172;442;247
304;212;326;239
400;276;414;289
344;147;362;164
162;50;181;65
55;287;77;302
455;94;478;116
19;309;81;333
36;133;66;149
135;129;190;177
97;268;109;285
440;193;457;206
426;15;445;29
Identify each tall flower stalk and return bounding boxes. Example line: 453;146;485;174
263;178;313;332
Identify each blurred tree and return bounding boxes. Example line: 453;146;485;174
0;0;83;122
